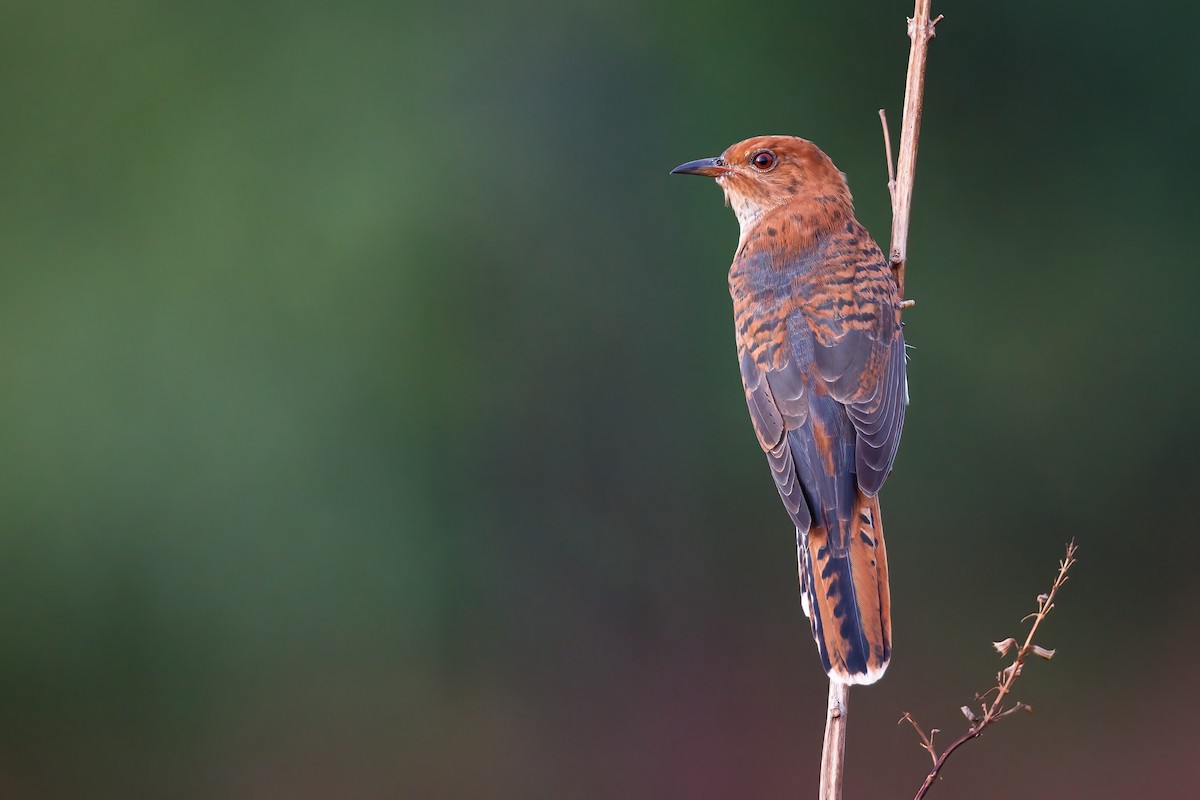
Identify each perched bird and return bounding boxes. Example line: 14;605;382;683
672;136;908;684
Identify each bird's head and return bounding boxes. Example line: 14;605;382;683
671;135;853;236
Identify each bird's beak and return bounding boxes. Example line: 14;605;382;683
670;157;731;177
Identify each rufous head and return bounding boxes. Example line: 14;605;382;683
671;135;852;234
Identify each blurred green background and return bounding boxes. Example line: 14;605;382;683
3;1;1197;797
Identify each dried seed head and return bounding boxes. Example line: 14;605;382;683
1029;645;1056;660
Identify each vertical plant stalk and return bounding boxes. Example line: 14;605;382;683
886;0;942;301
818;681;849;800
817;3;939;798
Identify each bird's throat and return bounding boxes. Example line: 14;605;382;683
725;190;771;248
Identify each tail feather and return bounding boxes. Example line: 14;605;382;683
797;492;891;684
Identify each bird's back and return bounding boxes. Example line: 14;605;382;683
730;203;903;683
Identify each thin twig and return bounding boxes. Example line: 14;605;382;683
902;541;1079;800
879;109;897;206
898;712;938;765
885;1;942;300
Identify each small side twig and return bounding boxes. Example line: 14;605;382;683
898;712;938;765
879;109;897;206
879;109;912;312
901;541;1079;800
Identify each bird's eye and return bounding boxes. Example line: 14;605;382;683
751;150;777;171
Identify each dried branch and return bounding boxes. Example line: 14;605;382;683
818;681;849;800
879;109;897;207
817;5;940;798
901;541;1079;800
883;1;943;301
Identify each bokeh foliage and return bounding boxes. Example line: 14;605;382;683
2;1;1198;797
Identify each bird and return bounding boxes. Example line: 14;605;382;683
671;135;908;685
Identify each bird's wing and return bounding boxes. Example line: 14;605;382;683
732;219;906;532
738;345;811;531
808;222;907;496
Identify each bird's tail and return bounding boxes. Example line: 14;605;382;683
797;491;891;684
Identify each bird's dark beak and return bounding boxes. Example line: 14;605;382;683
670;157;731;177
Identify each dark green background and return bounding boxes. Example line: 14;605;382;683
3;1;1197;797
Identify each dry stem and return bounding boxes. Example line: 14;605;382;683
818;682;849;800
901;541;1079;800
881;2;943;300
879;109;897;206
817;4;939;798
